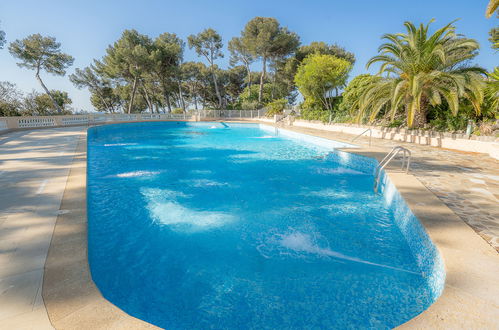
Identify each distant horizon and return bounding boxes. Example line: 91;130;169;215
0;0;497;112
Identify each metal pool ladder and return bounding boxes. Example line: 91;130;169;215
351;128;372;146
373;146;411;193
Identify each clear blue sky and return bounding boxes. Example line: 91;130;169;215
0;0;497;111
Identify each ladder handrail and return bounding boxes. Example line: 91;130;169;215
374;146;411;193
351;128;372;146
275;113;290;124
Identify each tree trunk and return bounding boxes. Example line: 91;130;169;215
211;70;222;109
245;64;252;98
90;82;112;113
97;93;111;113
178;79;186;111
35;71;63;114
191;86;198;110
141;82;154;113
128;76;138;114
271;68;277;100
164;92;172;113
258;56;267;103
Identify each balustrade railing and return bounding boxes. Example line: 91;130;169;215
0;109;268;132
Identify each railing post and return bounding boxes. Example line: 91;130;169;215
54;116;63;126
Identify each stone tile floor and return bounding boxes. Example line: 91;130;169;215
0;127;84;328
278;124;499;252
409;149;499;251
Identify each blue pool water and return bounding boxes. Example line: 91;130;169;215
87;122;444;329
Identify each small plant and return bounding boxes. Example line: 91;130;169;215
477;120;499;136
385;120;404;128
265;98;287;117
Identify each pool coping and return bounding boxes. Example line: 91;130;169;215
42;123;499;329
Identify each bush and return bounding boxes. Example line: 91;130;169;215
330;112;354;123
240;84;272;105
172;107;184;114
299;109;332;123
265;99;287;117
476;120;499;136
241;100;261;110
427;102;477;132
429;117;468;132
339;74;380;116
385;119;404;128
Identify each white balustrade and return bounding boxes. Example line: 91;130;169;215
0;120;8;131
18;117;56;128
0;110;267;132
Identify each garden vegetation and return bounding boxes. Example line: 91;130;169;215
0;7;497;134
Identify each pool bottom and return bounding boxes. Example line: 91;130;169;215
87;122;445;329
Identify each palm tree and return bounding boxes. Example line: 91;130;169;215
486;0;499;18
485;67;499;112
357;20;486;128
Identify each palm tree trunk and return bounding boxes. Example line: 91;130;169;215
413;96;429;128
35;70;63;114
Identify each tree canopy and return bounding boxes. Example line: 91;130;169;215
100;29;152;114
9;34;74;75
2;15;496;136
339;74;380;115
0;22;5;49
295;54;352;111
8;34;74;113
188;28;224;108
241;17;300;103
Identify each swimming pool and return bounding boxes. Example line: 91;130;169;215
87;122;444;329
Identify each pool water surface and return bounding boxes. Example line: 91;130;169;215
87;122;444;329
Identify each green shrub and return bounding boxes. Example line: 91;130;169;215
240;84;272;105
339;74;380;116
330;112;354;123
265;99;287;117
241;100;261;110
385;120;404;128
299;109;331;123
172;107;184;114
429;117;469;132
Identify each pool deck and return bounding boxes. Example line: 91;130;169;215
0;127;84;329
0;123;498;329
